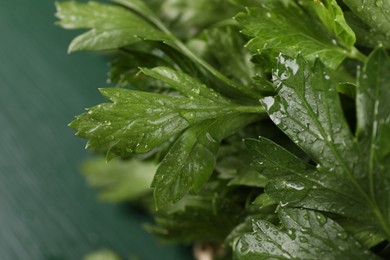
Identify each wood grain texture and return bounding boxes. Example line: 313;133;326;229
0;1;190;259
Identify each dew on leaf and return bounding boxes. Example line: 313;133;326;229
315;213;327;226
262;96;275;110
287;230;296;240
206;132;216;143
280;201;289;207
337;231;348;240
286;182;305;191
300;227;310;233
299;236;308;243
357;5;364;12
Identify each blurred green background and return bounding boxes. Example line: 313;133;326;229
0;0;190;259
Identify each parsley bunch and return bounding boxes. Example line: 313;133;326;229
57;0;390;258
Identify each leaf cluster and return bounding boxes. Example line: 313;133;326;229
57;0;390;259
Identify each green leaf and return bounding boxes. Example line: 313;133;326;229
226;206;279;246
82;158;157;202
356;48;390;235
246;137;367;219
70;67;263;207
71;88;191;157
70;83;260;158
344;11;390;48
111;0;160;24
140;66;231;103
252;193;275;208
263;54;358;173
55;1;170;52
234;208;379;260
235;0;358;68
202;26;257;87
152;114;259;209
248;50;390;240
343;0;390;41
300;0;356;47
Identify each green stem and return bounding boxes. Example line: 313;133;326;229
349;47;368;63
235;105;266;114
373;208;390;241
152;19;261;99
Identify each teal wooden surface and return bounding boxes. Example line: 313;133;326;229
0;1;190;259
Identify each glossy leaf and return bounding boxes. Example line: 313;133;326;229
249;50;390;240
71;65;263;208
262;54;358;174
343;0;390;40
246;137;367;220
140;66;231;103
235;0;357;68
344;11;390;48
152;114;259;208
55;1;170;52
235;208;379;260
70;87;259;159
300;0;356;47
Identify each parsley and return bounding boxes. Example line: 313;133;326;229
57;0;390;258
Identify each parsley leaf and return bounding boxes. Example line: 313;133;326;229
55;1;170;52
343;0;390;39
248;49;390;240
234;208;379;259
70;68;262;208
235;0;362;68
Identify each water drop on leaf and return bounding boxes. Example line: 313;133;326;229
299;236;308;243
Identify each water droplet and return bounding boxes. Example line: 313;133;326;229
238;241;250;254
316;214;327;226
287;230;296;239
300;227;310;233
376;0;383;7
299;236;308;243
337;231;348;240
277;54;300;75
286;182;305;190
331;39;337;45
191;88;200;94
280;201;289;207
206;132;216;143
262;96;275;110
357;5;364;12
266;12;271;18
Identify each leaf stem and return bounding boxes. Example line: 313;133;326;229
152;19;261;99
373;208;390;241
348;47;367;63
